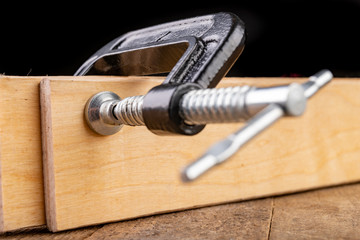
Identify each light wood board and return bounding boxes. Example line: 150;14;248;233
0;76;44;232
0;75;122;232
40;77;360;232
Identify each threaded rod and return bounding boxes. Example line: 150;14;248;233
113;95;145;126
112;86;255;127
179;86;252;124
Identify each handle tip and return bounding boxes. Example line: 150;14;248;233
181;155;218;182
311;69;333;87
303;69;333;98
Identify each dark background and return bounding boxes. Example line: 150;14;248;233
0;0;359;77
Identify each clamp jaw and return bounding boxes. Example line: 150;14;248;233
76;12;246;136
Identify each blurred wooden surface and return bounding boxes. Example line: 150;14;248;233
2;182;360;239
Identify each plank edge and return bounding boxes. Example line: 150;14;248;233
40;78;57;232
0;133;4;232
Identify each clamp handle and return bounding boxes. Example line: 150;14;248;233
181;70;333;181
77;12;246;135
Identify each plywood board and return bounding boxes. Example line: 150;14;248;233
0;76;44;232
40;77;360;232
0;75;124;232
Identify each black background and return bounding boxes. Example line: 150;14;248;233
1;0;359;77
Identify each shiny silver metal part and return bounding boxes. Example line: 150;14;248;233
179;82;306;124
85;91;123;136
85;93;144;135
302;69;334;98
85;82;306;135
181;103;285;182
181;69;333;182
112;95;144;126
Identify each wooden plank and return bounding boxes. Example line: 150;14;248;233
0;75;121;232
85;198;273;240
40;79;55;231
41;77;360;232
0;76;45;232
0;198;273;239
0;225;102;239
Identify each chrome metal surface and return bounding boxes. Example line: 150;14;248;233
85;92;146;135
86;70;330;134
245;83;306;117
85;91;122;136
113;95;145;126
181;69;333;182
179;82;306;125
180;86;253;124
181;104;284;182
86;81;306;133
302;69;333;98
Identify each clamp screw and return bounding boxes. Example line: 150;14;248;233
85;80;308;135
84;69;333;181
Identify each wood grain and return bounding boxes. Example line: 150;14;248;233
0;76;45;232
40;77;360;232
85;198;273;240
0;75;128;232
39;79;56;231
0;196;273;239
269;183;360;239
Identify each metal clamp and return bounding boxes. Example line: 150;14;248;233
77;12;246;136
76;13;333;182
83;69;332;181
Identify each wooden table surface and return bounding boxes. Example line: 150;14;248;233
1;182;360;239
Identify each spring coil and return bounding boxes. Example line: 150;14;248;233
113;95;145;126
180;86;252;124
